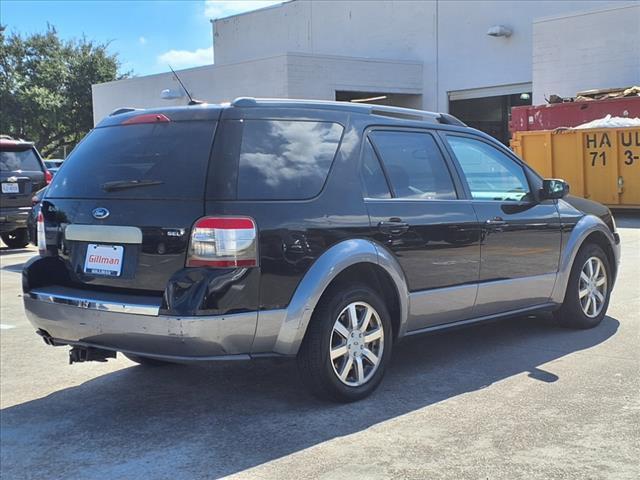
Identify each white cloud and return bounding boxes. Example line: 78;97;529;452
204;0;282;19
139;36;147;45
157;46;214;69
154;1;281;71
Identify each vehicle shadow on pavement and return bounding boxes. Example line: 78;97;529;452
0;247;33;255
612;213;640;229
0;314;619;480
1;263;26;273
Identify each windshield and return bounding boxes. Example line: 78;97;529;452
47;121;217;200
0;149;42;172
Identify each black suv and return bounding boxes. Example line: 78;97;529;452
1;137;51;248
22;99;620;402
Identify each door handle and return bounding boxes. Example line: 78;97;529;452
485;216;507;226
378;219;410;235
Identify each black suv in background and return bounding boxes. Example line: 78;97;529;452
22;99;620;402
1;137;51;248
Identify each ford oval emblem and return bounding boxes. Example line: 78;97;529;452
92;207;110;220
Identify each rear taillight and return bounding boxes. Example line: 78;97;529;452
45;170;53;184
186;217;258;268
37;211;46;255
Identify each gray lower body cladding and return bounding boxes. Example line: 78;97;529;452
23;288;260;360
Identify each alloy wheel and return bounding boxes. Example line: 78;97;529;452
579;256;607;318
330;301;384;387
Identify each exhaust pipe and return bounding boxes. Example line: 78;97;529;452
69;346;116;364
36;329;59;346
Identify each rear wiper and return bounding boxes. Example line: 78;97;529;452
101;179;164;192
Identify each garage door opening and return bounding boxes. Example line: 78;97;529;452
449;85;532;145
336;91;422;110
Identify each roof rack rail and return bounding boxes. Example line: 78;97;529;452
368;104;467;126
232;97;258;107
368;104;440;122
438;112;467;127
109;107;139;117
230;97;467;127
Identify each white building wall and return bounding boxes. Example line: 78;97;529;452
213;0;624;110
285;53;422;101
532;4;640;104
213;1;312;65
93;0;638;123
91;54;421;124
92;57;288;124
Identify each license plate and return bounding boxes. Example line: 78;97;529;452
1;183;19;194
84;244;124;277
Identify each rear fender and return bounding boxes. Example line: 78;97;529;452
272;239;409;355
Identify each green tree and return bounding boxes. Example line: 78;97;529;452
0;25;128;157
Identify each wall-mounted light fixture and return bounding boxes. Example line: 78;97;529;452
520;93;531;100
487;25;513;38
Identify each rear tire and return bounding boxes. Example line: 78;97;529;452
297;283;393;402
1;229;29;249
554;243;611;329
123;353;174;367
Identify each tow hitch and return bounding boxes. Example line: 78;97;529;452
36;330;117;364
69;346;116;364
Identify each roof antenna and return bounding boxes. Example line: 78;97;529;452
168;65;203;105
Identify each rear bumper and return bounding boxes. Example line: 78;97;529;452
0;206;30;232
23;286;261;360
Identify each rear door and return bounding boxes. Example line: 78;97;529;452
1;145;47;209
361;128;481;331
43;115;218;293
442;133;561;316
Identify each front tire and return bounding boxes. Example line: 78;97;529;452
554;243;611;329
297;283;393;402
1;229;29;249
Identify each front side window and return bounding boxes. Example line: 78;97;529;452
237;120;343;200
368;131;456;200
446;136;531;202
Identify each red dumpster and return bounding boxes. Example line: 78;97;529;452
510;96;640;134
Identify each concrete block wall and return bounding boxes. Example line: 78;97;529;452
285;53;423;102
91;53;422;124
213;0;624;111
92;57;288;124
92;0;638;123
532;4;640;104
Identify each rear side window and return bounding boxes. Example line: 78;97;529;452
369;131;456;200
361;139;391;199
0;149;42;172
236;119;343;200
47;121;216;199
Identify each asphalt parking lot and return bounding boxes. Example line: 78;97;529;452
1;215;639;480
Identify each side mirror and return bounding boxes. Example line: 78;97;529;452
541;178;569;200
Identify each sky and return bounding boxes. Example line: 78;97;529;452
1;1;283;76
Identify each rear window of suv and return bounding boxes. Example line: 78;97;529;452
218;119;344;200
46;121;216;200
0;148;42;172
